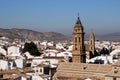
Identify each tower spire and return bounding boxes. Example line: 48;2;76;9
75;14;82;26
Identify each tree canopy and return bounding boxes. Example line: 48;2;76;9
22;42;42;56
99;47;109;56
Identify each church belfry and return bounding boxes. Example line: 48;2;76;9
89;32;95;58
72;16;86;63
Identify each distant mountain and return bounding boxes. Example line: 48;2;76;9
0;28;71;41
85;32;120;41
97;32;120;41
0;28;119;41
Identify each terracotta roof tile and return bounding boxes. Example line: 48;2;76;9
54;62;112;79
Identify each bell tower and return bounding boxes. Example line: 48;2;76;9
72;16;86;63
89;32;95;58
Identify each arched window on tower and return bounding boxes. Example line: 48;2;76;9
79;37;80;42
75;44;77;50
113;77;116;80
74;29;77;32
75;37;77;42
91;40;92;44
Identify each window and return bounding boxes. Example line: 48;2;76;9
75;47;77;50
91;40;92;44
40;69;42;72
79;37;80;42
75;37;77;42
113;77;116;80
36;69;38;72
75;44;77;50
75;29;77;32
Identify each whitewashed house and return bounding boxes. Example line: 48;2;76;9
32;65;51;80
40;41;48;49
0;60;9;70
56;43;64;50
7;46;21;55
31;58;59;67
33;64;50;75
0;47;6;56
24;52;34;59
14;58;27;68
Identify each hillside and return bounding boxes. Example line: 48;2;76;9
0;28;71;41
98;32;120;41
85;33;120;41
0;28;119;41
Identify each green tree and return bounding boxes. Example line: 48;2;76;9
22;42;42;56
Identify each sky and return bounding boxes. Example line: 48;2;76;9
0;0;120;35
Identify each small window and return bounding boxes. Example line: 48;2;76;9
91;41;92;44
75;29;77;32
36;69;38;72
75;37;77;42
79;37;80;42
113;77;116;80
83;66;87;69
40;69;42;72
75;47;77;50
75;44;77;50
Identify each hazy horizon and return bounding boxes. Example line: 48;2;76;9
0;0;120;35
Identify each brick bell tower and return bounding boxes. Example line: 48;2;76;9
72;16;86;63
89;32;95;52
89;32;95;58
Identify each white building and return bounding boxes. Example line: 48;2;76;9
7;46;21;55
0;60;9;70
14;58;26;68
0;47;6;55
56;43;64;49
